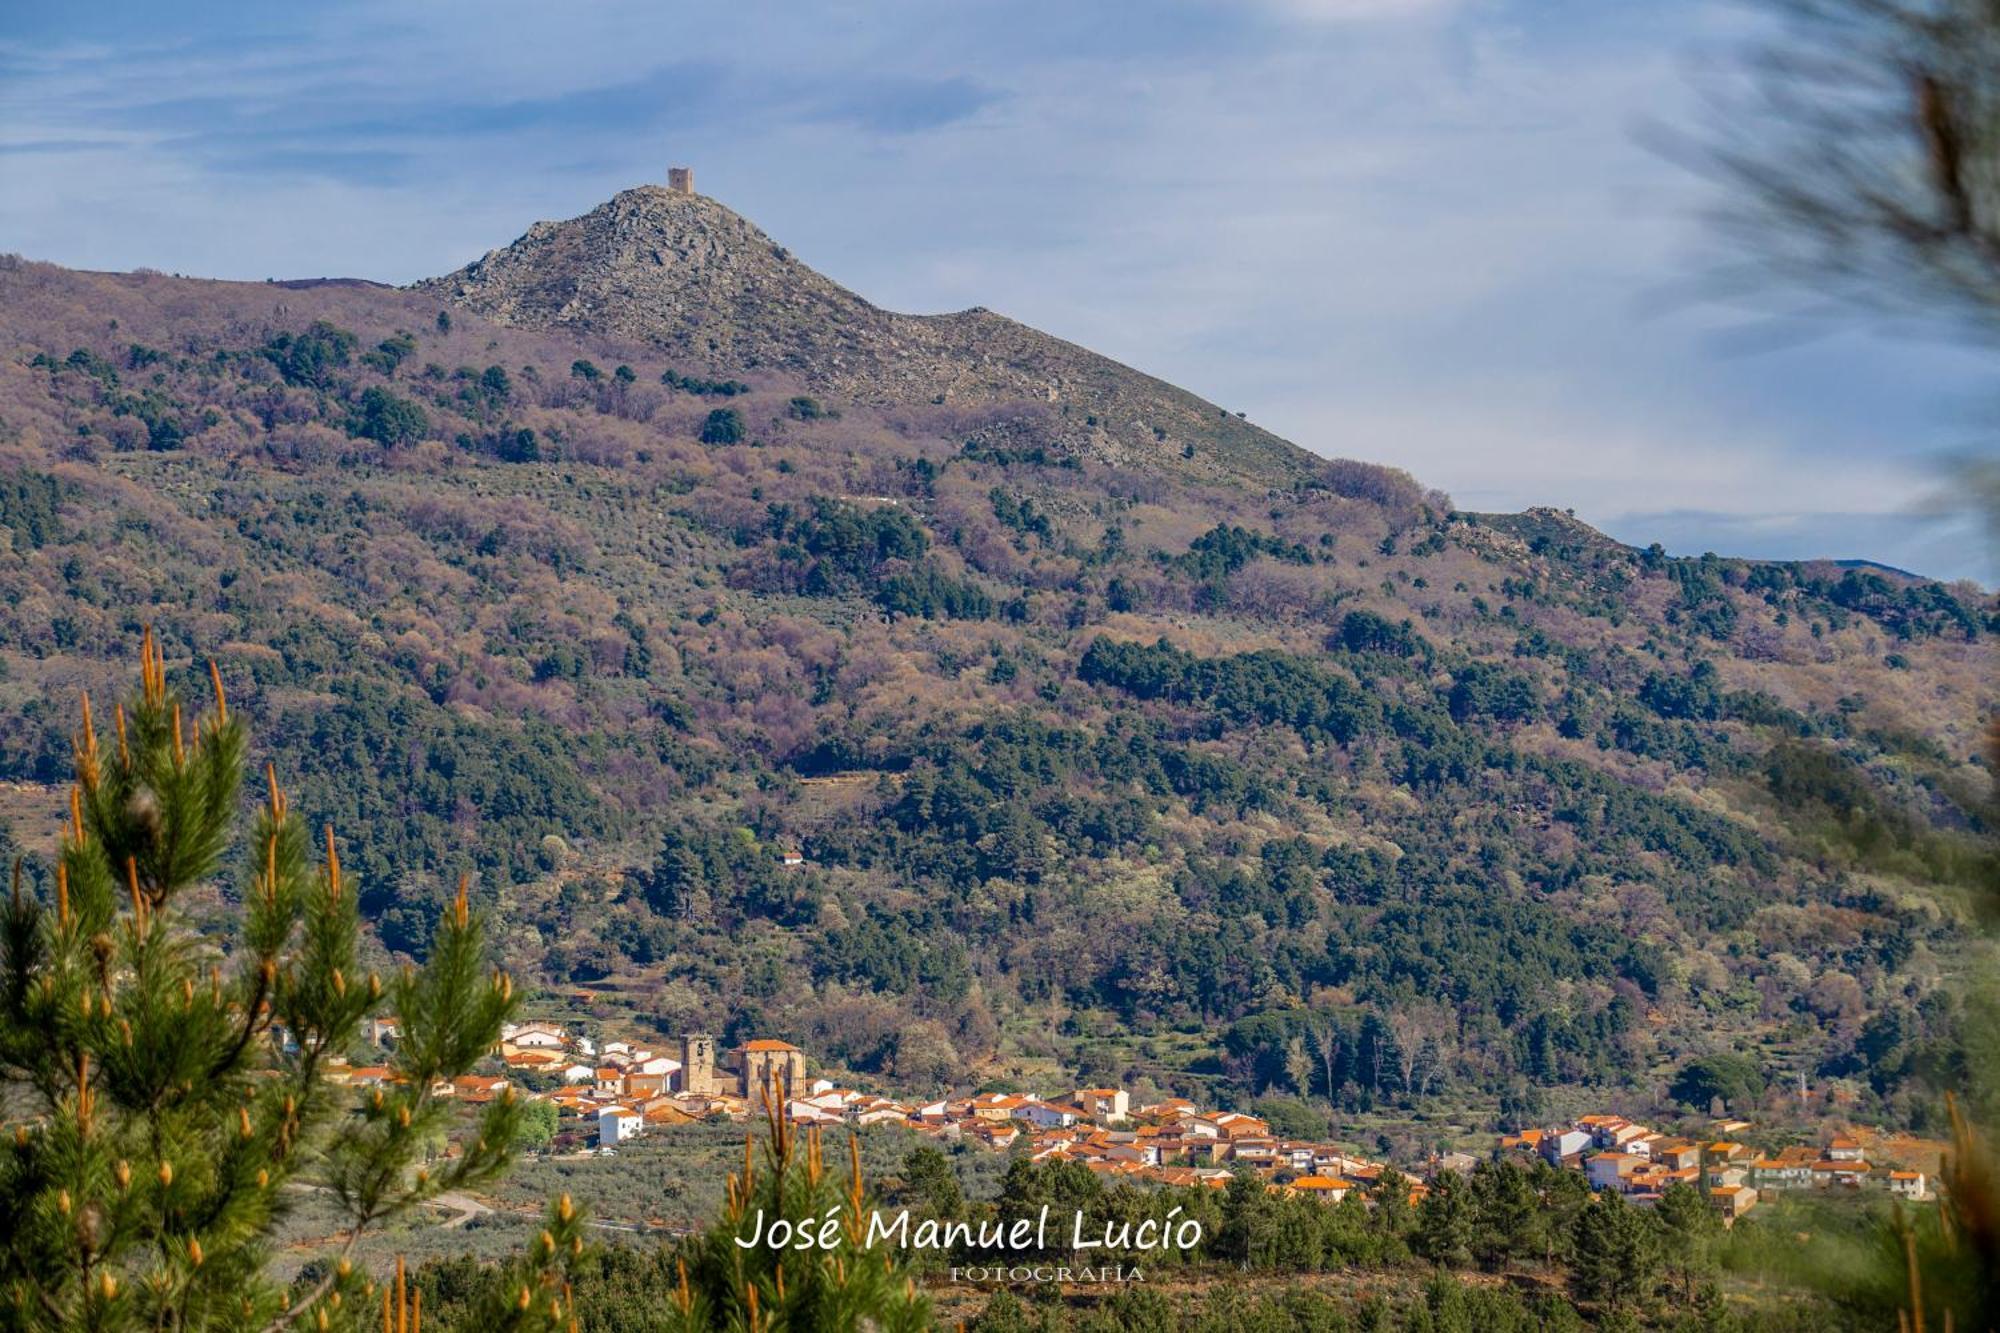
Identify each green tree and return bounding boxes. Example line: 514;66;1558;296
1412;1169;1474;1269
0;635;581;1331
899;1145;962;1219
1466;1158;1538;1271
346;387;428;447
699;408;746;445
1569;1190;1661;1311
1669;1052;1764;1112
1654;1180;1719;1306
514;1098;560;1151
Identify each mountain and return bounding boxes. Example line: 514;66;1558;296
413;185;1312;486
0;188;1992;1142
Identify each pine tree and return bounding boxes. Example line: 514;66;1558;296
1653;1180;1719;1306
0;636;583;1331
1568;1189;1662;1312
1412;1169;1473;1269
660;1079;929;1332
1466;1158;1537;1271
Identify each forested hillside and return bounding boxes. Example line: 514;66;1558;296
0;195;1992;1142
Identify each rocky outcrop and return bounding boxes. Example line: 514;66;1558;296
413;186;1314;487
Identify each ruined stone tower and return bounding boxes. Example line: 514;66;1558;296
667;166;694;196
678;1032;719;1095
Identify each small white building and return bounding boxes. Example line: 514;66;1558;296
1888;1170;1928;1200
1541;1130;1594;1164
506;1023;566;1050
598;1106;643;1146
1014;1100;1079;1130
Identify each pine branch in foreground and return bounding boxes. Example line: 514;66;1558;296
0;632;584;1333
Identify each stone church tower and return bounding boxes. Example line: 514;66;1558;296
678;1032;719;1095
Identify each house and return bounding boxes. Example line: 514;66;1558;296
1541;1130;1594;1165
1213;1112;1270;1139
1587;1154;1644;1192
1288;1175;1355;1201
966;1121;1020;1150
969;1094;1025;1122
1501;1129;1545;1154
787;1100;845;1126
623;1071;672;1099
852;1101;914;1128
1649;1139;1704;1171
450;1075;511;1103
1888;1170;1928;1200
778;849;806;868
597;1106;643;1146
1074;1089;1130;1123
1428;1151;1479;1177
1705;1164;1749;1191
1709;1184;1758;1221
1749;1146;1818;1191
642;1098;695;1128
560;1062;597;1084
506;1023;566;1050
1228;1138;1279;1168
1825;1136;1865;1162
1812;1160;1871;1189
594;1067;626;1096
1014;1100;1080;1130
1704;1141;1752;1166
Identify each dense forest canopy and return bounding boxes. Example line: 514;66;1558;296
0;251;1992;1142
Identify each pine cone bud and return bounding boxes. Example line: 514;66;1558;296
56;1190;71;1215
257;1170;269;1189
188;1238;203;1268
114;1161;131;1190
99;1272;117;1301
158;1161;173;1188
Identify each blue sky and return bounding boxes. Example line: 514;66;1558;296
3;0;1993;580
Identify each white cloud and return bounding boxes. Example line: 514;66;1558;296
1244;0;1462;21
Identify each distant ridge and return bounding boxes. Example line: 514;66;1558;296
413;185;1316;487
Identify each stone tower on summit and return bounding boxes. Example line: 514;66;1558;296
667;166;694;195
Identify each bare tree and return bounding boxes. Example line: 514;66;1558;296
1306;1010;1342;1108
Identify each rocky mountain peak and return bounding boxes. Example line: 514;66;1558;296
413;184;1318;486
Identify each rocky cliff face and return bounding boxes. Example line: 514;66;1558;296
413;186;1313;486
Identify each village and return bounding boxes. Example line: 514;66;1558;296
324;1018;1939;1225
1501;1113;1934;1223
